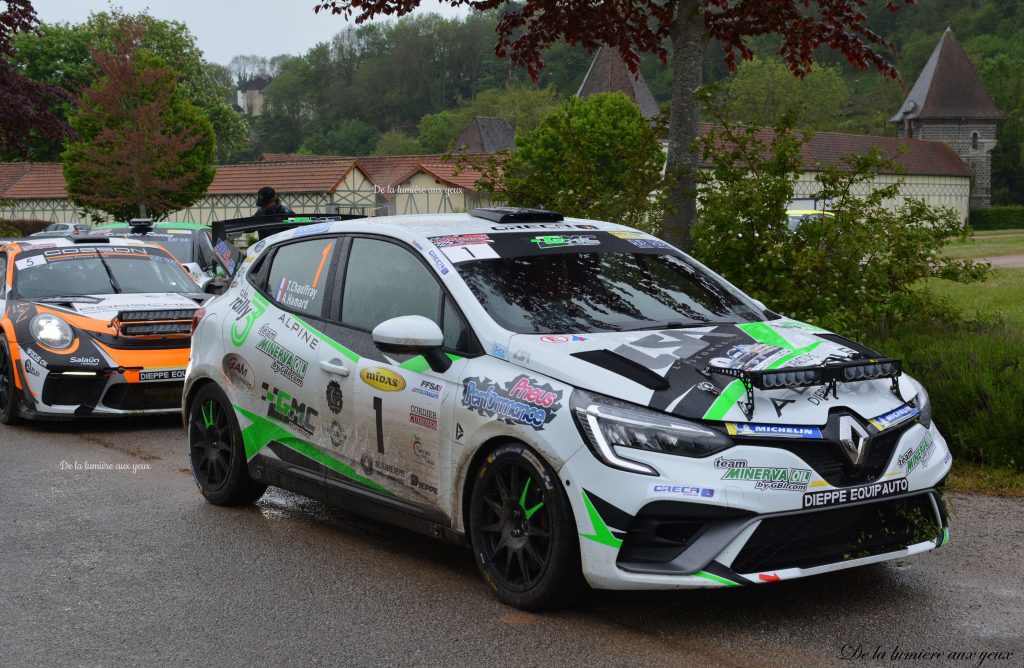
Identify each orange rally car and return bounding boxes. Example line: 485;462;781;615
0;236;207;422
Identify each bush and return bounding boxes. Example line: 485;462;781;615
969;205;1024;230
863;318;1024;471
0;218;49;235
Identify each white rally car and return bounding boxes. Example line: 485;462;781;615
183;208;951;609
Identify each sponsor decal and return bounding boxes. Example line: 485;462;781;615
24;347;47;368
649;484;715;498
328;421;346;448
70;356;101;366
771;398;795;417
326;380;344;414
570;335;589;342
802;477;909;508
139;368;185;382
462;374;563;430
943;451;952;466
251;240;266;254
411;379;443;400
490;223;599;231
360;367;406;392
13;303;32;324
22;358;40;377
222;354;255;391
611;231;672;249
427;249;450;275
710;344;789;371
511;349;530;364
412;436;435;465
214;239;236;274
869;404;920;431
900;432;936;474
540;335;568;343
360;453;374;475
292;222;332;237
490;342;507;359
255;326;308;387
725;423;823;439
529;234;599;250
759;573;781;582
714;457;812;491
455;423;464;442
409;405;438;431
408;472;438;495
367;457;405;484
261;382;317;436
430;234;494;248
277;313;319;350
230;291;266;347
274;277;318;311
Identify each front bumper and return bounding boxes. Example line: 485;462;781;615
562;421;951;590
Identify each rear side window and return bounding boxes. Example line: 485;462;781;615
265;237;336;318
341;238;441;331
0;253;7;293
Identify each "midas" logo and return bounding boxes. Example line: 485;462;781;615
360;367;406;392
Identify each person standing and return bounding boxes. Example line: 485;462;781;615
254;187;295;216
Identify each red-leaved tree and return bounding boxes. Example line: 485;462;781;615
61;17;215;220
313;0;915;250
0;0;70;157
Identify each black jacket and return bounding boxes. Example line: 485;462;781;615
255;202;295;216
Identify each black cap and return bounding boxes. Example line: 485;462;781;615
256;186;277;207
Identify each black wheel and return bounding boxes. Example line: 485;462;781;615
468;443;587;610
0;337;23;425
188;383;266;505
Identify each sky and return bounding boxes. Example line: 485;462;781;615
32;0;470;65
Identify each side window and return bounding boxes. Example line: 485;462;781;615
265;237;336;318
0;253;7;295
341;238;441;331
443;297;471;350
195;231;217;270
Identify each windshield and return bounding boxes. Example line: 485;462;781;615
14;246;197;298
450;233;762;334
103;231;195;265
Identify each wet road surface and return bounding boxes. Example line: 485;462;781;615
1;417;1021;667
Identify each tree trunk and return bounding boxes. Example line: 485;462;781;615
663;0;706;252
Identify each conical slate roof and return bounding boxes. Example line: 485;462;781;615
891;28;1002;123
577;47;661;120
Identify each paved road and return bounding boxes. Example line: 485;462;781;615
978;254;1024;268
1;418;1021;668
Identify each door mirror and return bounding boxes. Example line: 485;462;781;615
372;315;451;373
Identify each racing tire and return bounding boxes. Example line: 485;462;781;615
468;443;587;610
188;383;266;506
0;336;23;425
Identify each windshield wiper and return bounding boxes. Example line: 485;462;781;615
34;295;103;303
96;255;123;294
619;321;737;332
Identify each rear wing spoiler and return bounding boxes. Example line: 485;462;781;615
211;213;366;245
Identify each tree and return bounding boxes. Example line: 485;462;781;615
373;130;423;155
316;0;916;251
502;93;666;231
722;58;850;131
0;0;69;157
62;20;215;221
11;9;246;161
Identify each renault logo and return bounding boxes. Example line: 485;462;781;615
838;416;870;465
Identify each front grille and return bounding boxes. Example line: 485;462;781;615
101;382;182;410
734;422;909;487
618;501;754;566
42;374;107;406
731;493;941;574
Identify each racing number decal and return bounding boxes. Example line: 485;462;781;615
373;396;385;454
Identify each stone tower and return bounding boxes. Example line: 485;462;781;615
891;28;1003;208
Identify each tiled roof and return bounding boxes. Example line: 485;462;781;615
891;28;1003;123
577;46;661;120
0;162;31;195
2;162;67;199
453;117;516;153
207;158;360;194
696;123;972;177
239;75;272;92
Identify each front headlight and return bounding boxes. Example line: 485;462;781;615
910;378;933;428
571;389;732;476
30;314;74;350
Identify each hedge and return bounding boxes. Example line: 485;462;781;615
0;218;50;236
969;205;1024;230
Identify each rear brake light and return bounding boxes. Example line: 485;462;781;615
191;308;207;334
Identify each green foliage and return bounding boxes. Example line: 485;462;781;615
300;119;380;156
692;89;989;333
9;9;247;162
720;58;851;131
373;131;423;156
969;206;1024;231
502;93;666;232
62;30;215;221
863;317;1024;471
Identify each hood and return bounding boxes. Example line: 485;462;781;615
34;293;201;323
506;319;913;426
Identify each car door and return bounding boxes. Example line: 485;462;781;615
228;234;340;487
317;235;479;519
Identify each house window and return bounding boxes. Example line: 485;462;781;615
971;132;979;150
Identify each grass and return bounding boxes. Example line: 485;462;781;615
946;461;1024;497
920;269;1024;325
944;229;1024;259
